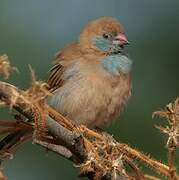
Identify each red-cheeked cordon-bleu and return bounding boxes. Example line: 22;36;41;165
0;17;132;151
47;16;132;128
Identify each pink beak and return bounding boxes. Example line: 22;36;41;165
113;33;129;47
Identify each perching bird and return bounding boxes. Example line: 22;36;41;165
47;16;132;128
0;17;132;152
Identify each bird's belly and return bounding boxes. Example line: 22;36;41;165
48;74;131;128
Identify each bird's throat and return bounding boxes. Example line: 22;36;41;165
101;54;132;74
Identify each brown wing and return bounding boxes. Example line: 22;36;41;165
47;42;82;91
47;62;65;91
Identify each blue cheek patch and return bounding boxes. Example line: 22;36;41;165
94;36;112;52
101;55;133;74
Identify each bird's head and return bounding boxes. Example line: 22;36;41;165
79;17;129;55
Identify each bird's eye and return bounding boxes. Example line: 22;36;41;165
103;33;111;39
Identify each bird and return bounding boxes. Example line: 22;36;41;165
47;16;132;128
0;16;132;152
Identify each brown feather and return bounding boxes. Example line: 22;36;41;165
47;43;83;90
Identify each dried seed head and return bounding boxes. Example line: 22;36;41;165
153;98;179;147
0;54;18;79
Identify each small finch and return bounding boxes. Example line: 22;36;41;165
47;16;132;128
0;17;132;151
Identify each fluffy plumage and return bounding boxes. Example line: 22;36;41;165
47;16;132;128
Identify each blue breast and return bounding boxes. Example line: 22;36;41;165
101;54;132;74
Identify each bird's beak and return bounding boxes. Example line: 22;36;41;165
112;33;130;47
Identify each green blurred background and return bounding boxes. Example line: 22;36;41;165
0;0;178;179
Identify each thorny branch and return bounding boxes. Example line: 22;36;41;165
153;99;179;180
0;55;178;180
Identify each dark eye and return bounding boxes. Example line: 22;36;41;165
103;33;111;39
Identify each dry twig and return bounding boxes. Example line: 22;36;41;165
0;60;178;179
